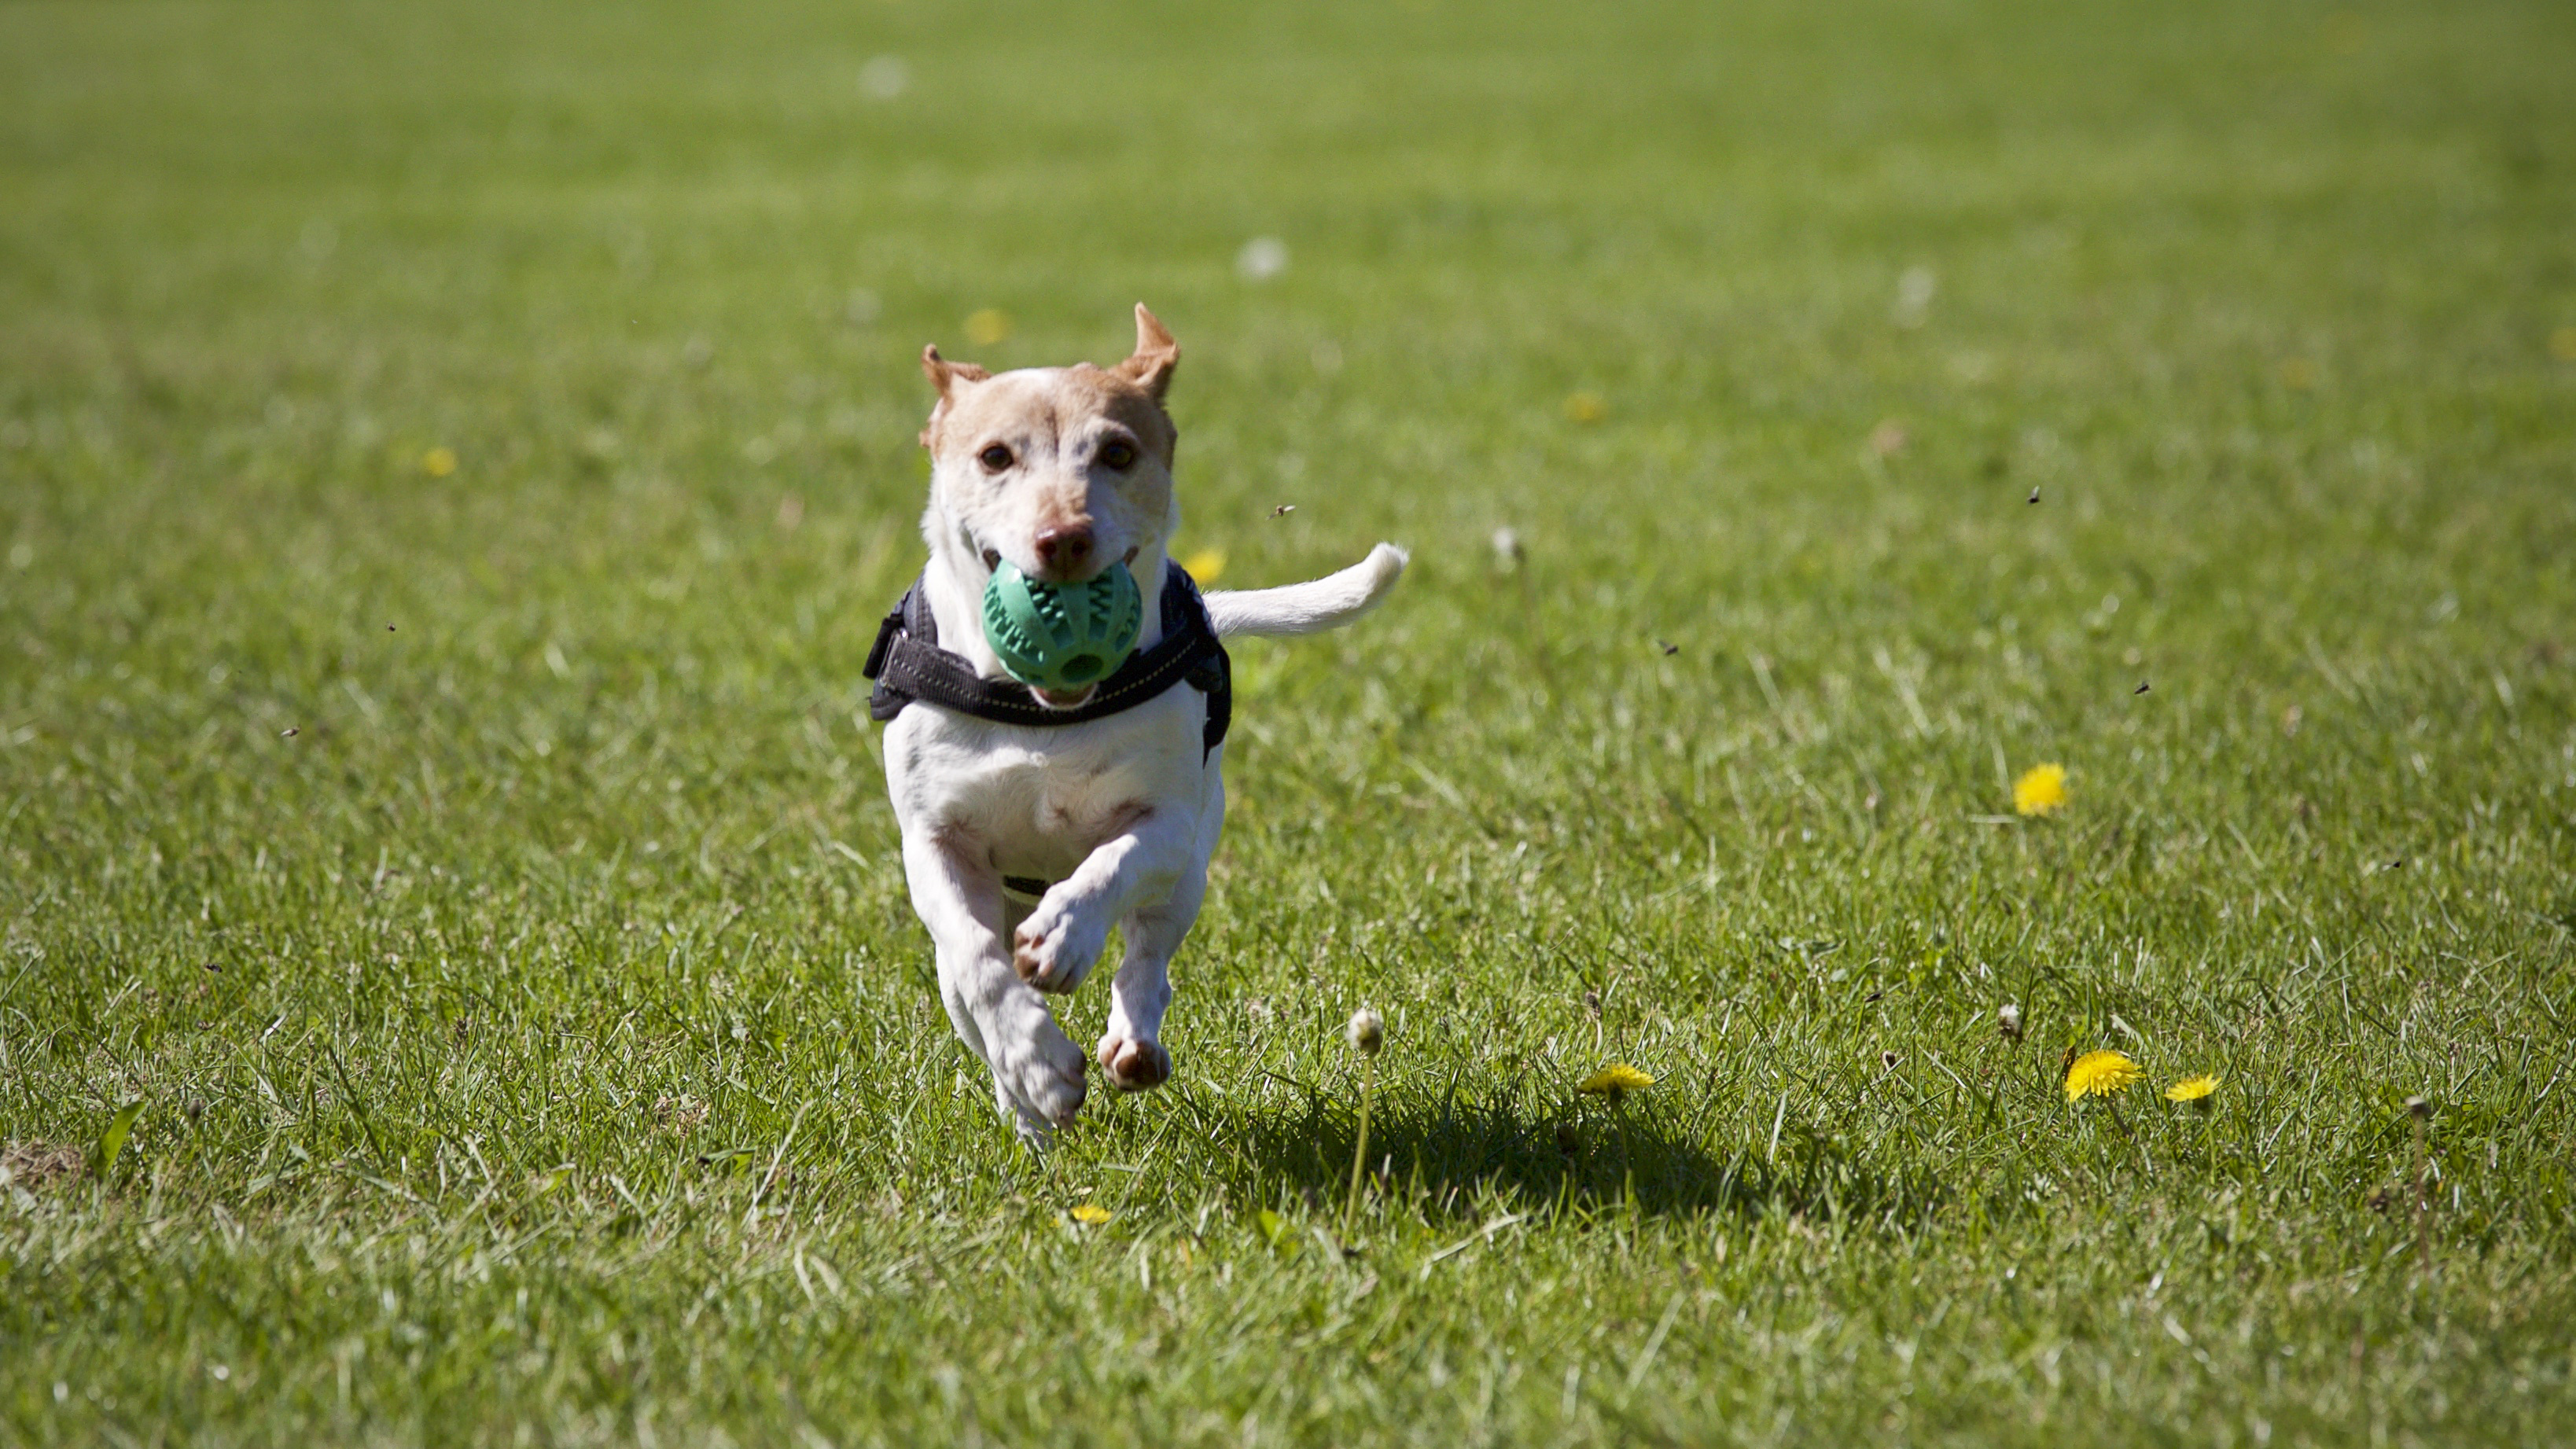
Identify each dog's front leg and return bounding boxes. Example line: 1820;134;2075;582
903;831;1087;1143
1012;807;1198;997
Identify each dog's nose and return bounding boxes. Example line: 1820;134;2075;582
1033;524;1095;574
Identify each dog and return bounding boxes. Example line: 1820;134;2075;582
868;304;1405;1145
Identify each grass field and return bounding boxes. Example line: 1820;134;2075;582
5;0;2576;1442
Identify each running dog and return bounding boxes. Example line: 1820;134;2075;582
865;304;1405;1143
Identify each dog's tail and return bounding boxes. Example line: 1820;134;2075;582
1204;542;1408;639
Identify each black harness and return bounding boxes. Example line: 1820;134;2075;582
863;558;1231;759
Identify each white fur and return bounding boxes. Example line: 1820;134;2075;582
1206;542;1409;638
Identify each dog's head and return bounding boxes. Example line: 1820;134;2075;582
918;304;1180;594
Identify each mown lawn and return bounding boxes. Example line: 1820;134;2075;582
3;0;2574;1443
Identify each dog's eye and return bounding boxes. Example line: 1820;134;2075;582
1098;439;1137;471
977;443;1014;473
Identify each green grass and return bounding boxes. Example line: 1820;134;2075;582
5;0;2576;1442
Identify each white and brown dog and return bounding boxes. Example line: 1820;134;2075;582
871;304;1404;1145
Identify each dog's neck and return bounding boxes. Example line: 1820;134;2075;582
918;523;1172;685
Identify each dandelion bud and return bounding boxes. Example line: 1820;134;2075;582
1997;1003;2023;1044
2406;1095;2429;1120
1347;1007;1385;1057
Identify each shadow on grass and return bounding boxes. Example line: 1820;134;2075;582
1185;1078;1945;1229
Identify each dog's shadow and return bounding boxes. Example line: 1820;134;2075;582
1173;1076;1940;1228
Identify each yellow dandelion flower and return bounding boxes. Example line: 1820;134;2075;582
2165;1074;2219;1104
421;446;458;478
1179;547;1226;583
1577;1063;1655;1097
964;308;1012;347
1562;392;1607;423
2013;763;2068;817
1068;1203;1112;1224
2063;1049;2143;1101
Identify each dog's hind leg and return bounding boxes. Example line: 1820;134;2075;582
903;832;1088;1143
1095;862;1203;1093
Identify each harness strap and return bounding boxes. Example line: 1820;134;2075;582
864;559;1231;758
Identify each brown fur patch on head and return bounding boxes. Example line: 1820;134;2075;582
1060;366;1179;466
925;365;1177;469
915;311;1181;462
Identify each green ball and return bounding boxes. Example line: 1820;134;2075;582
980;560;1143;693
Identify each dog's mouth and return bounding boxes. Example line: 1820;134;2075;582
974;542;1142;580
966;535;1141;710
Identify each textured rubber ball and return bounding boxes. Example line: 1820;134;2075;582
980;560;1143;693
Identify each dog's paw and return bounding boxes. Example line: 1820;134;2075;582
1095;1032;1171;1093
993;1011;1088;1136
1013;898;1108;995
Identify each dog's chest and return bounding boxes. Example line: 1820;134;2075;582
885;690;1209;860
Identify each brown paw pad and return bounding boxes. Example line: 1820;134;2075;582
1013;944;1079;994
1097;1038;1171;1092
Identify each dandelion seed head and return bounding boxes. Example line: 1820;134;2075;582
1893;265;1937;327
1346;1007;1384;1057
1235;237;1290;282
859;56;911;101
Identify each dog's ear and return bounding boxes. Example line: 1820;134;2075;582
922;344;990;396
919;345;990;449
1113;303;1179;402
